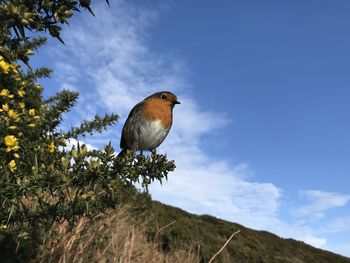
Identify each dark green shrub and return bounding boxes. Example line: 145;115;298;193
0;0;175;257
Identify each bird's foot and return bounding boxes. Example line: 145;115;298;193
150;149;157;156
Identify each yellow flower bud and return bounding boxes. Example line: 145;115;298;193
29;109;35;116
10;64;18;74
8;160;16;172
48;142;55;153
8;110;19;119
0;89;9;97
12;145;20;151
2;103;9;111
5;147;12;153
19;102;25;109
0;60;11;74
61;156;70;168
18;89;25;97
80;145;88;156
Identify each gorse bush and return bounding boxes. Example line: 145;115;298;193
0;0;175;252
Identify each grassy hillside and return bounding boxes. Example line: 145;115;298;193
35;192;350;263
2;190;349;262
141;199;350;263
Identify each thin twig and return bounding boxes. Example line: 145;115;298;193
154;220;176;243
146;220;177;262
208;229;241;263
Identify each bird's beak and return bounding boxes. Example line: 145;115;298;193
174;100;181;105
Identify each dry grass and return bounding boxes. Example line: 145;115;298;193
31;198;350;263
37;207;200;263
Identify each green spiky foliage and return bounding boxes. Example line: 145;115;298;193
0;0;175;258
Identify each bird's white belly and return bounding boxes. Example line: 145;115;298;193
136;120;169;150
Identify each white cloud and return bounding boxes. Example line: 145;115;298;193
49;0;282;231
59;82;77;92
150;152;282;230
293;190;350;220
65;138;96;151
321;216;350;233
54;62;81;83
45;0;350;257
52;1;185;119
302;236;327;249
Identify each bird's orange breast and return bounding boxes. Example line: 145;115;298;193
142;98;173;130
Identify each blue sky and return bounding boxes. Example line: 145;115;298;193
32;0;350;257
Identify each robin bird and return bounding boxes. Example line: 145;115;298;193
118;91;180;157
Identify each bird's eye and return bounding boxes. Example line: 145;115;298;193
161;94;167;100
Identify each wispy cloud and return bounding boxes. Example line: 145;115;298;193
321;216;350;234
150;152;282;229
49;0;283;231
293;190;350;220
42;0;350;257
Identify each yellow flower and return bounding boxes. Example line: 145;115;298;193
0;56;19;74
14;153;20;158
8;110;19;120
48;142;55;153
0;60;11;74
2;103;9;111
19;102;25;109
0;89;9;97
4;135;20;152
8;160;16;172
0;224;7;230
8;126;17;130
28;123;36;127
29;108;35;116
4;135;18;148
18;89;25;97
11;64;18;74
33;115;40;120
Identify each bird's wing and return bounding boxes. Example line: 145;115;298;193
120;101;145;149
